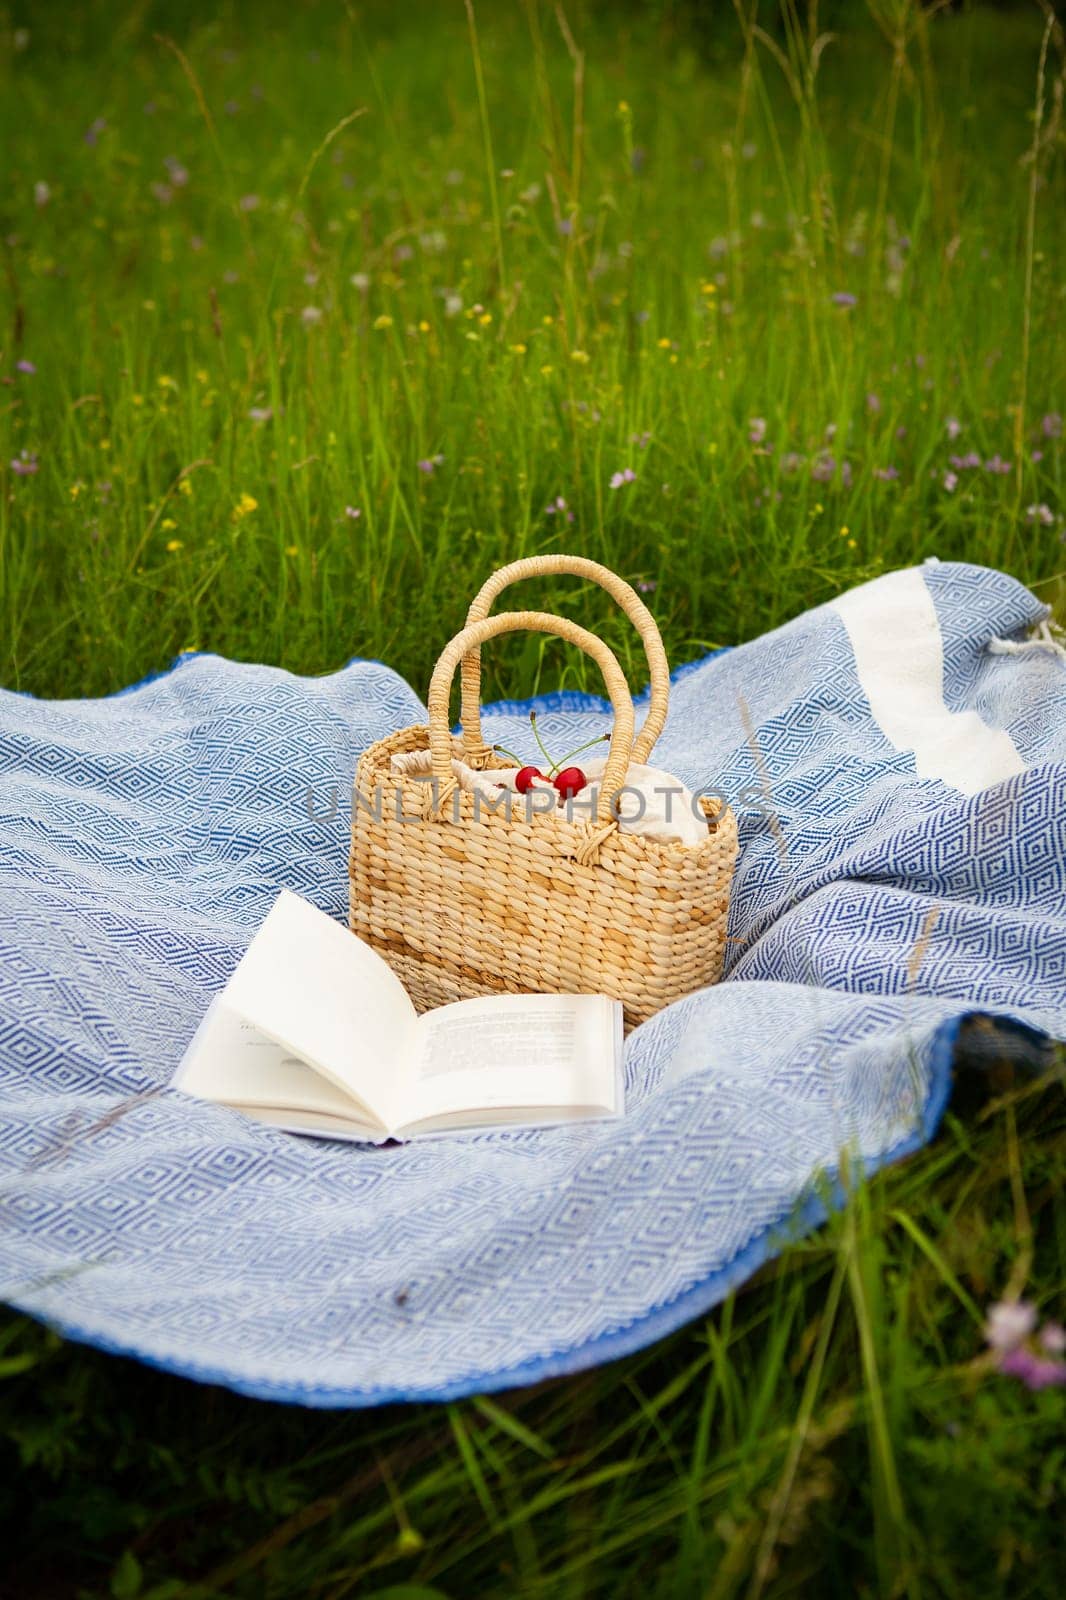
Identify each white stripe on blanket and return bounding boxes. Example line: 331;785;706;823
832;566;1026;796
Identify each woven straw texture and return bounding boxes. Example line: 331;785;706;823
350;557;737;1029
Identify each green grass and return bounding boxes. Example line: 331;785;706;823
1;2;1064;1594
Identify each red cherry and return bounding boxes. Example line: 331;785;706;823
515;765;545;794
553;766;587;799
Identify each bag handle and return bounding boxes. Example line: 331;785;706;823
460;555;669;767
427;610;635;829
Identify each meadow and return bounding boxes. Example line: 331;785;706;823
1;1;1064;1594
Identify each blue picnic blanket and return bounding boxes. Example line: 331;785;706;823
0;560;1063;1405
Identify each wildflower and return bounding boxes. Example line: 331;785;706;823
479;311;493;327
781;452;804;473
510;343;527;355
84;117;107;147
831;291;858;308
161;518;177;531
700;281;717;297
540;364;554;377
165;539;183;553
984;454;1012;475
417;455;443;475
985;1300;1037;1353
949;451;982;470
609;468;637;490
866;392;881;413
544;495;573;522
748;417;767;445
373;314;393;331
1040;1322;1066;1354
232;492;258;520
248;407;272;424
344;505;361;519
34;180;50;208
394;243;414;263
1000;1348;1066;1390
943;471;958;493
1026;503;1054;526
1042;412;1062;439
350;272;370;292
1032;449;1044;464
570;349;590;365
301;306;323;326
178;477;192;496
445;168;464;186
157;374;177;391
637;579;658;593
285;545;299;557
945;416;962;440
557;217;573;236
874;465;900;481
629;430;652;449
239;194;261;212
16;359;35;375
656;337;672;350
418;320;431;334
10;452;39;476
811;455;836;483
444;293;462;317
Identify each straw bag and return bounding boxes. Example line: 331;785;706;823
349;556;738;1029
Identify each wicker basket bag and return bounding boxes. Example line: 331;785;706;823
349;556;738;1029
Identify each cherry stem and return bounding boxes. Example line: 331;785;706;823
529;711;556;772
546;731;611;777
491;743;526;767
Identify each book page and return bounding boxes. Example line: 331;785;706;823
218;889;417;1128
175;1001;382;1134
402;993;621;1131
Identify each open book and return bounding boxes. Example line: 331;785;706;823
175;889;624;1144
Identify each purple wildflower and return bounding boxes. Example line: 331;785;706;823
943;471;958;493
629;431;652;449
1041;1322;1066;1355
344;505;361;520
1032;450;1044;464
831;291;858;309
545;495;574;522
781;452;804;473
164;156;189;188
811;455;836;483
984;454;1012;475
300;306;323;326
556;217;573;237
949;451;981;471
84;117;107;147
417;454;444;475
874;465;899;481
866;392;881;414
15;360;35;375
748;417;767;445
239;194;261;212
637;579;658;593
999;1348;1066;1391
1026;503;1054;526
945;416;962;441
609;468;637;490
10;451;39;476
1042;412;1062;439
247;407;272;424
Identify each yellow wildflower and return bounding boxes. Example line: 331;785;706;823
542;314;553;326
510;343;527;355
178;477;193;497
232;492;259;521
195;369;209;385
418;320;431;333
700;281;717;296
478;311;493;326
570;349;590;365
157;374;177;390
373;314;394;331
840;525;849;537
285;544;299;557
540;364;554;376
657;337;672;350
161;518;177;531
132;394;144;407
165;538;183;553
